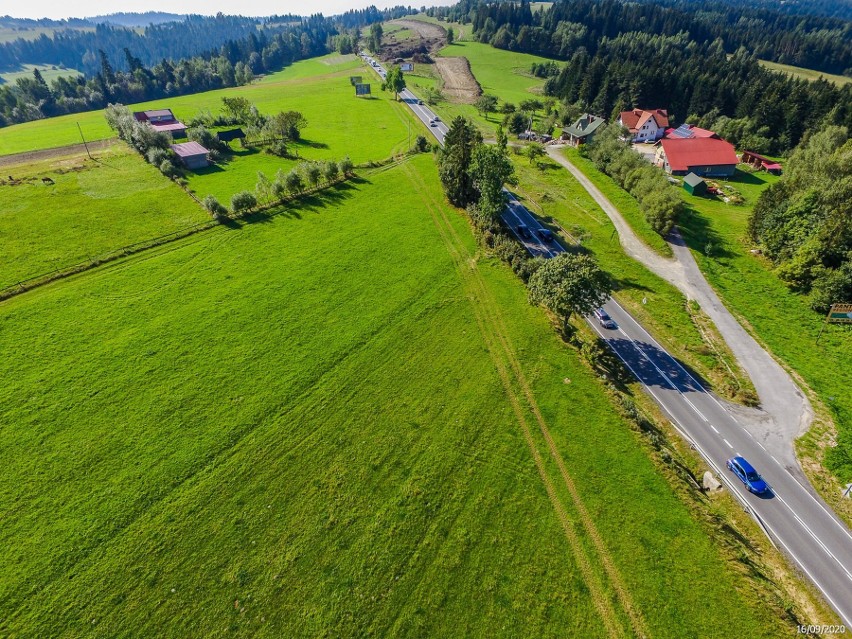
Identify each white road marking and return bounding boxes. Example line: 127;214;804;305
587;317;852;625
607;297;852;546
710;424;719;434
723;438;733;449
773;492;852;583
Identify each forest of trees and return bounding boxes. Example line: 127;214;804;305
429;0;851;155
0;16;280;74
429;0;852;74
749;126;851;311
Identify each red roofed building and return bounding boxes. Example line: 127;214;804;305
664;123;718;140
133;108;187;139
655;138;739;177
619;108;669;142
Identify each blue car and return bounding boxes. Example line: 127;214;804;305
726;456;769;494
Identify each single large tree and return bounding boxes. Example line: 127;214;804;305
475;94;498;120
528;253;612;334
368;23;383;54
470;143;515;220
382;65;406;100
526;141;546;165
438;116;482;207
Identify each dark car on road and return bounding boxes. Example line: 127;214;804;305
727;456;769;494
516;223;531;238
537;228;554;242
594;308;616;329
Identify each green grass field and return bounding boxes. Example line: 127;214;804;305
0;54;401;157
0;63;82;85
0;145;208;288
407;14;472;41
758;59;851;87
0;154;783;637
1;52;422;212
400;41;553;138
676;169;852;482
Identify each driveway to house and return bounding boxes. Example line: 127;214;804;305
545;144;814;472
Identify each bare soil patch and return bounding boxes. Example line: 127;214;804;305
434;57;482;104
381;19;446;61
0;138;116;168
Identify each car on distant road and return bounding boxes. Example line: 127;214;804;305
430;120;437;127
537;228;553;242
516;223;530;238
432;116;440;122
417;99;424;105
594;308;617;329
727;456;769;494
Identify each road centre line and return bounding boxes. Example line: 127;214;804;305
608;297;852;545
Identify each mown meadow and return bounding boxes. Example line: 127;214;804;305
0;145;208;287
0;155;783;637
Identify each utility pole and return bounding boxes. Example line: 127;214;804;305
77;122;93;160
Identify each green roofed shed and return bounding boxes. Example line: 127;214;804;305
683;172;707;196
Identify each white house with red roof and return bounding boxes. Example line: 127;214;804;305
619;108;669;142
655;137;739;177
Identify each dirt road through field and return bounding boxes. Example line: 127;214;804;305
0;139;116;167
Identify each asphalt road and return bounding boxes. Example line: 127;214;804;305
363;52;852;624
361;54;449;145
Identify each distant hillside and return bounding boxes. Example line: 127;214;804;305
86;12;188;27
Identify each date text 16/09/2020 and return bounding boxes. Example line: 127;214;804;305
798;627;847;635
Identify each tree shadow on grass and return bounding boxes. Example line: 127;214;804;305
534;160;562;172
296;138;330;150
675;204;735;259
729;168;770;187
239;180;361;226
611;276;655;294
191;164;225;176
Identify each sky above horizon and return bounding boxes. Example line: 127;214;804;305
4;0;452;20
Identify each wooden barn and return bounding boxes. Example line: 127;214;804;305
170;141;210;170
740;150;782;175
217;128;246;146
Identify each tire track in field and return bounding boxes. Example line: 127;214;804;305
405;161;652;638
400;161;629;638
